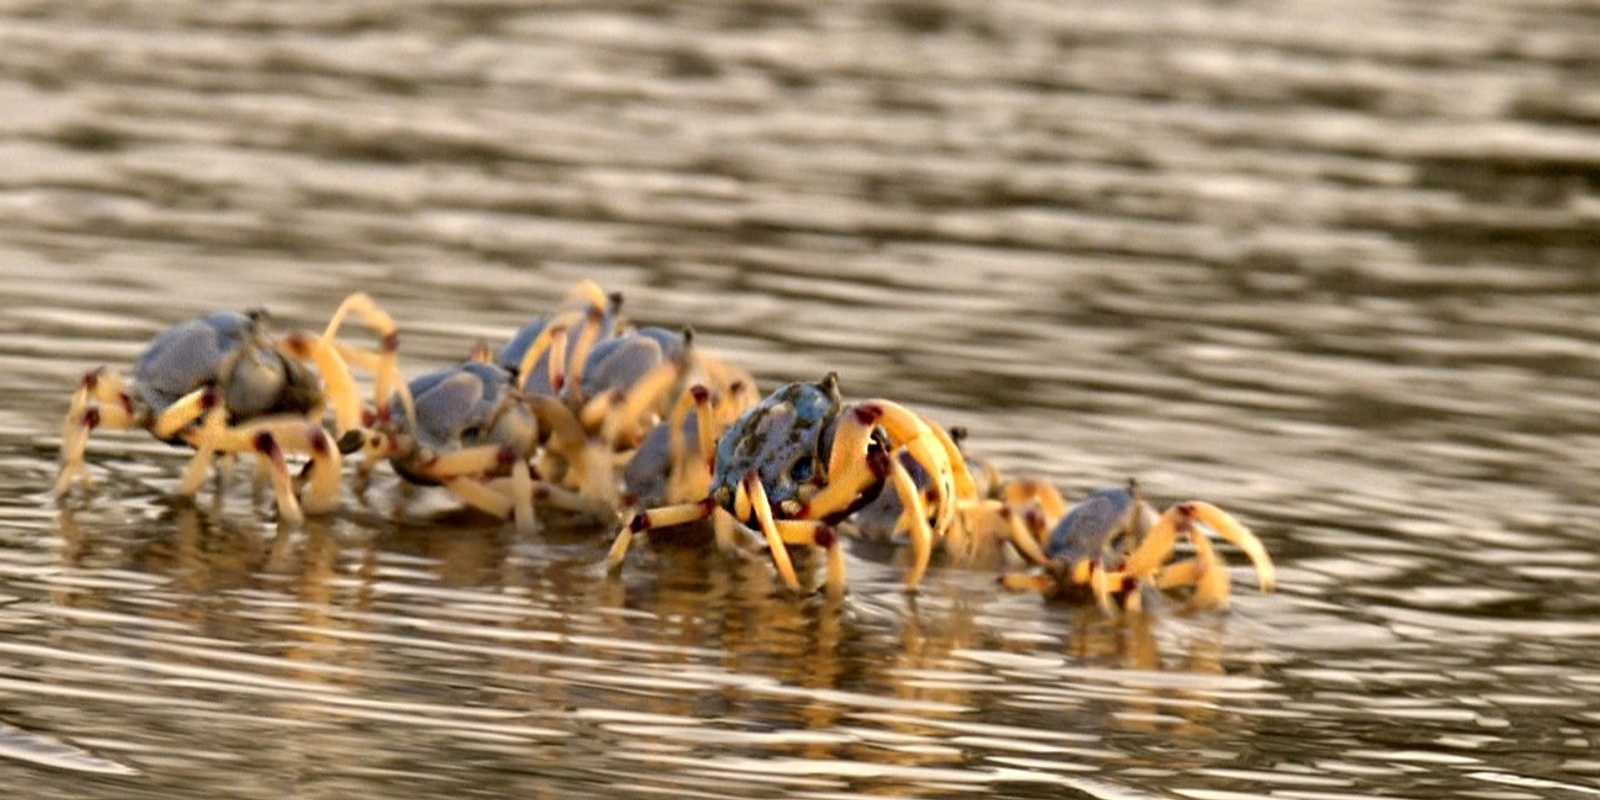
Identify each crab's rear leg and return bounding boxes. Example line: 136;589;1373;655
514;280;619;397
606;497;719;573
184;413;343;522
527;394;616;507
401;445;540;535
285;292;412;434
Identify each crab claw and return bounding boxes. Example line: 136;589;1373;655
1185;501;1275;593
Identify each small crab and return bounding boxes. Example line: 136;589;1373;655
341;360;614;533
490;280;755;507
606;372;967;594
996;479;1276;612
55;294;401;523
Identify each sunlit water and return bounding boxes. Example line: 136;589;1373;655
2;0;1600;797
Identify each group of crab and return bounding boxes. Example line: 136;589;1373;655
55;280;1275;613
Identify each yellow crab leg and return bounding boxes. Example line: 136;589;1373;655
444;478;515;519
767;519;846;592
511;458;537;535
248;431;304;527
513;312;580;391
1001;506;1052;567
886;456;935;590
188;417;343;515
57;370;138;496
564;304;608;403
588;358;682;446
606;499;719;571
1092;561;1119;615
1004;477;1070;526
484;476;615;521
743;473;800;592
1119;504;1188;580
1000;571;1056;593
177;403;227;497
545;326;571;395
1186;501;1276;593
414;445;512;480
316;292;411;430
798;449;888;521
151;387;213;440
926;419;979;502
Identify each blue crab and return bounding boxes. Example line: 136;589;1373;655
340;360;615;533
996;479;1276;612
605;372;969;593
55;294;402;524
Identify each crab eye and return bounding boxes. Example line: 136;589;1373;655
788;455;817;483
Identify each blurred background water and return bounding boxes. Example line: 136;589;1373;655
1;0;1599;797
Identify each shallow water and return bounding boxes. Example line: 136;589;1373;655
3;0;1600;797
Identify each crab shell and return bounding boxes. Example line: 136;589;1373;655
385;361;537;486
135;310;322;429
706;379;883;522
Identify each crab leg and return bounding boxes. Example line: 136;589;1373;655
1003;477;1070;527
886;456;936;590
741;472;800;592
291;293;410;432
512;317;571;392
770;520;845;594
178;401;227;497
1118;504;1189;581
1000;505;1052;567
585;357;683;447
150;387;214;440
444;477;515;519
183;416;343;517
927;419;979;503
606;497;717;570
56;369;139;496
511;458;536;535
659;386;716;504
563;303;610;403
1186;501;1276;593
404;445;543;533
797;449;890;521
485;473;615;521
254;421;342;516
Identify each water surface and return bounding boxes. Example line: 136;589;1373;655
2;0;1600;797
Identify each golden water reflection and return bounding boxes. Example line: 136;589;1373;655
32;506;1279;795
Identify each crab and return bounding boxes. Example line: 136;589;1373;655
54;294;403;524
996;479;1275;612
338;360;617;534
605;372;969;594
488;279;756;507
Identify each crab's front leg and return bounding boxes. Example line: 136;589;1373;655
737;471;802;592
815;400;954;591
1124;502;1274;609
55;367;138;497
1101;500;1274;611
